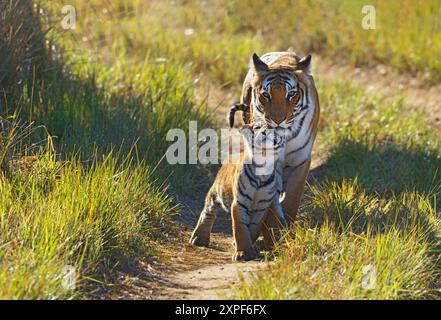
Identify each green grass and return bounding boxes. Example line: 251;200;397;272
0;0;213;298
0;146;176;299
1;0;440;299
235;81;441;299
237;223;438;299
48;0;440;84
230;0;441;81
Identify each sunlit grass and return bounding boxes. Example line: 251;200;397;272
0;0;213;299
0;142;178;299
235;80;441;299
237;220;438;299
1;0;440;299
45;0;441;84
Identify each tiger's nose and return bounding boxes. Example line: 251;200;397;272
274;117;286;125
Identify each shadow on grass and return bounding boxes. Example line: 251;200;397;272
307;137;441;241
0;0;48;109
315;138;440;196
0;3;214;191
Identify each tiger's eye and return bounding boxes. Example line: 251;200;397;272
287;90;298;100
261;91;271;101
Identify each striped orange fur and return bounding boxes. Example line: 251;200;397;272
190;124;286;261
190;52;320;258
238;52;320;250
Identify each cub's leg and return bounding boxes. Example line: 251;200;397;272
189;187;220;247
249;211;268;244
261;207;284;251
231;202;257;261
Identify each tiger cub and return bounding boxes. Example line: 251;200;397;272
189;123;286;261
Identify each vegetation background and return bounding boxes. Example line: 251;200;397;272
0;0;440;299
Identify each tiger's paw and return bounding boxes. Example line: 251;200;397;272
232;248;258;262
189;234;210;247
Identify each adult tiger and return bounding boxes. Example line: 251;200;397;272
231;52;320;249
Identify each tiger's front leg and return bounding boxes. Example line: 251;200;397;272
231;202;258;261
261;159;311;250
282;159;311;222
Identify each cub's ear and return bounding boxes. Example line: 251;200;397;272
297;54;312;73
251;53;269;75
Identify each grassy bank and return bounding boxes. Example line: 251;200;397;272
0;149;176;299
48;0;441;85
0;0;212;298
235;81;441;299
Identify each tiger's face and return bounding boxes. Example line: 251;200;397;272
251;53;311;131
257;76;301;129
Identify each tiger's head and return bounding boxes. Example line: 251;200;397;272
250;52;312;131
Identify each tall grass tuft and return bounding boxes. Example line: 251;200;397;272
0;145;177;299
0;0;214;298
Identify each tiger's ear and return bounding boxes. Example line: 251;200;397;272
251;53;269;76
296;54;312;73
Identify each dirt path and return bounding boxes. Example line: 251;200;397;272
151;188;263;299
100;55;441;300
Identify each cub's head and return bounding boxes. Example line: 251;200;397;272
250;52;312;130
239;124;285;154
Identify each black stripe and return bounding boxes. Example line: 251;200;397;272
287;130;312;156
278;75;292;82
258;172;275;188
228;103;248;128
237;200;250;215
238;178;248;193
252;207;270;213
244;164;259;188
292;157;310;170
305;85;310;105
265;76;276;82
258;197;274;204
238;179;253;201
292;111;309;138
272;143;284;150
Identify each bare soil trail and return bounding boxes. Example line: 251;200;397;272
99;55;441;300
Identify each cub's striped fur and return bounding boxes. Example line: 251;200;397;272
189;124;286;261
229;52;320;250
